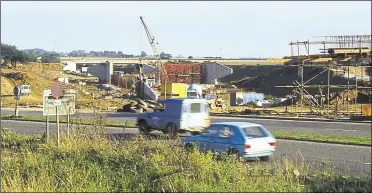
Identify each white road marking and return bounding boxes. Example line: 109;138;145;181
329;129;358;132
364;163;371;165
277;139;372;148
211;116;371;125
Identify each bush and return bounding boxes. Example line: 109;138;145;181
1;128;371;192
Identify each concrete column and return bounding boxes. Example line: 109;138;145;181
105;61;114;84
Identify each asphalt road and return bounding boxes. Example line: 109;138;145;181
1;120;371;176
1;108;371;137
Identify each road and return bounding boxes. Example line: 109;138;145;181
1;120;370;176
1;108;371;137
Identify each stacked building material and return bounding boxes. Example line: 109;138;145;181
111;75;135;88
161;64;202;84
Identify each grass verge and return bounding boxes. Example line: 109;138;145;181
2;114;371;146
1;128;371;192
272;132;372;146
0;114;135;127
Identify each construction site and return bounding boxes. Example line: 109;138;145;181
1;17;371;120
111;18;372;119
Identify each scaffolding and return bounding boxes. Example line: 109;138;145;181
289;35;371;57
277;35;372;117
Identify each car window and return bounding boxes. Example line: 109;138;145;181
190;103;201;113
243;126;268;138
201;126;220;137
218;126;234;138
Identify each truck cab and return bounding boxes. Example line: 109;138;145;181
136;98;210;136
187;84;203;99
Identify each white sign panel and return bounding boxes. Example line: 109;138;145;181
54;100;62;106
43;92;76;116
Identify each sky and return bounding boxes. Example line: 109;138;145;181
1;1;371;58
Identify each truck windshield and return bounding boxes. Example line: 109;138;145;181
187;92;197;97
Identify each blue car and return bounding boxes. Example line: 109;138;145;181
181;122;277;161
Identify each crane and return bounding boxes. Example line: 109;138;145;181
140;16;169;86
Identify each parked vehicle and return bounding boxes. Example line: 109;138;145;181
181;122;276;161
160;83;188;100
20;85;31;96
187;84;203;98
136;98;210;136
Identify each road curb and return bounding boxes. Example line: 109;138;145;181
277;137;372;147
0;118;135;128
2;119;371;147
210;113;371;124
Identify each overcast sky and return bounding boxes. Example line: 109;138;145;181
1;1;371;58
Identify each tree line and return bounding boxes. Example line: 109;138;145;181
0;43;175;68
1;43;60;67
67;50;173;59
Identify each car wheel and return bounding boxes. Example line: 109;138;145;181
166;123;177;139
139;120;150;136
260;156;271;162
227;148;241;161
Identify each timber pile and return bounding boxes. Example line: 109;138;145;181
118;99;159;113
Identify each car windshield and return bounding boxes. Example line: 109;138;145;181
242;126;268;138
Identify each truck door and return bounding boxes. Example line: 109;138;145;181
187;102;204;128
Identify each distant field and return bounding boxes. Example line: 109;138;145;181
59;57;285;66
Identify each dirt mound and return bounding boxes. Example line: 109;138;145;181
220;65;371;97
220;65;284;83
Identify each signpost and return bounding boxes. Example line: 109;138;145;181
51;82;63;147
43;83;76;146
52;82;63;147
13;86;21;116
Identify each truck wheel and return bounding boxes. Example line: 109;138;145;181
166;123;177;139
139;120;150;135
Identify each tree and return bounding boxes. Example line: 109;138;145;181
160;52;172;59
188;56;193;59
141;51;147;58
41;52;60;63
1;43;31;67
118;51;124;58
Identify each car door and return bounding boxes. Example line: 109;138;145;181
212;126;235;153
197;126;220;153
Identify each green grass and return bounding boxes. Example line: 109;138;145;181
2;114;371;146
1;114;135;127
1;129;371;192
272;132;372;145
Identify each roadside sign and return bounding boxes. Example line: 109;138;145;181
13;86;20;96
43;92;76;116
14;95;20;100
51;82;63;99
54;100;62;106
